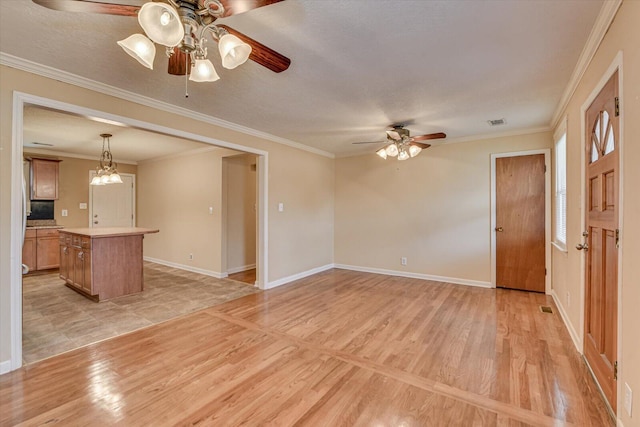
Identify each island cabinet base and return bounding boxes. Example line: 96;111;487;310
59;227;158;302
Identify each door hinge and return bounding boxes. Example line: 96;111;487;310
616;229;620;248
544;164;547;173
614;360;618;380
615;97;620;117
545;268;547;276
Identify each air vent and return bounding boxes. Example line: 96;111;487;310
540;306;553;313
487;118;506;127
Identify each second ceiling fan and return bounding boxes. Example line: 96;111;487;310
32;0;291;83
353;125;446;160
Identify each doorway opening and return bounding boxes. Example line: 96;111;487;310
10;93;269;371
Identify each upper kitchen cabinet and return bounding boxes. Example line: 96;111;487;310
30;158;61;200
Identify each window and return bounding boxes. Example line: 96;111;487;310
554;125;567;249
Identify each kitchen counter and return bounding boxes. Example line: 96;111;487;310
59;227;159;301
61;227;159;238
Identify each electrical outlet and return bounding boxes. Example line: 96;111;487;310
624;382;633;416
188;253;193;261
401;257;407;266
208;206;213;215
79;203;87;210
566;292;570;307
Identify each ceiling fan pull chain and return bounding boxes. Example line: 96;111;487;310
185;64;189;98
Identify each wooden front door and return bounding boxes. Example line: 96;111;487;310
495;154;546;292
583;71;618;411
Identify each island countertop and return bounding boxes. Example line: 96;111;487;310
59;227;159;238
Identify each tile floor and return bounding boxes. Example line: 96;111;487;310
22;261;260;364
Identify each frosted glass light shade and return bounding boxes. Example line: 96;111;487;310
90;175;103;186
108;172;123;184
409;145;422;157
385;143;399;157
118;34;156;69
138;2;183;47
376;147;388;159
398;150;410;161
189;59;220;82
218;34;251;69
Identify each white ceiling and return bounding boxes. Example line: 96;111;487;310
1;0;604;158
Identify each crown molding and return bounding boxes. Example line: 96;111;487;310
549;0;623;129
0;53;335;159
22;147;138;164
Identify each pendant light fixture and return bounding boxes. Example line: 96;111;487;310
90;134;123;186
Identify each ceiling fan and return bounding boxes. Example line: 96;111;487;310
32;0;291;83
353;125;446;160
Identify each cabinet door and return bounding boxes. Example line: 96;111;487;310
31;158;60;200
82;250;92;294
72;247;85;289
36;236;60;270
22;237;37;272
59;244;70;282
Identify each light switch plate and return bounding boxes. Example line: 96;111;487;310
79;203;87;209
61;209;68;217
624;382;633;416
278;203;284;212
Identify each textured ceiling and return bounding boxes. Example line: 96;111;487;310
1;0;604;157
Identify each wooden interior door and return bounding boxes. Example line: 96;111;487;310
495;154;545;292
583;71;618;412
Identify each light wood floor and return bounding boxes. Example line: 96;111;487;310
1;269;613;426
227;268;257;285
21;262;258;364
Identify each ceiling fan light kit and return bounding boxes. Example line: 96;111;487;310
361;125;445;161
33;0;291;93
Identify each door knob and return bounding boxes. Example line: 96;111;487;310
576;243;589;251
495;227;504;232
94;221;99;224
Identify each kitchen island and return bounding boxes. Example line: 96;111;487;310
59;227;159;301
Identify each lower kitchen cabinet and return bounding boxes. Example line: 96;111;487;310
22;228;60;272
59;234;94;297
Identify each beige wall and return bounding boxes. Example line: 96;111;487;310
137;148;237;275
0;66;335;366
335;132;551;283
223;154;257;273
551;1;639;424
24;152;137;228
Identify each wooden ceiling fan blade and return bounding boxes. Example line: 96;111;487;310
218;25;290;73
216;0;284;18
352;141;386;145
411;142;432;149
32;0;140;16
167;48;190;76
410;132;447;142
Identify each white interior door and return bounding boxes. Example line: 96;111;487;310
89;173;135;228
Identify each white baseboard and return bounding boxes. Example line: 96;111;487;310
227;264;256;275
144;257;228;279
266;264;335;289
550;290;582;352
334;264;493;289
0;359;12;375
